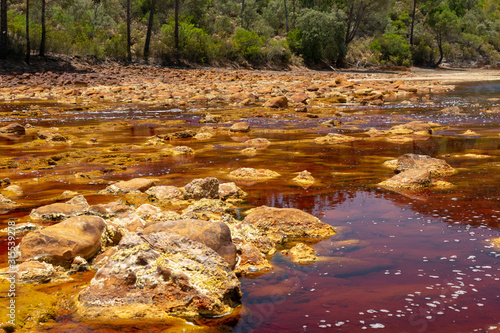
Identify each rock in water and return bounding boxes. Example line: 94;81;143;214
143;219;237;269
183;177;219;199
75;233;241;320
394;154;457;177
19;216;106;266
243;206;335;243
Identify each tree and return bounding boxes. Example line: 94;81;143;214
284;0;289;32
174;0;179;51
296;8;346;65
343;0;390;49
428;4;460;66
144;0;157;62
127;0;131;62
0;0;7;58
26;0;30;63
40;0;46;56
410;0;417;45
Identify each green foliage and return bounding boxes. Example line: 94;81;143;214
370;33;411;66
295;8;346;64
286;29;302;54
232;28;265;63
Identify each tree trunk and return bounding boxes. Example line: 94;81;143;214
143;0;157;62
26;0;30;64
174;0;179;50
284;0;289;33
40;0;46;56
241;0;245;27
126;0;131;62
434;36;443;67
410;0;416;46
0;0;7;59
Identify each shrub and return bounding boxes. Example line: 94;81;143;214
232;28;265;63
370;33;411;66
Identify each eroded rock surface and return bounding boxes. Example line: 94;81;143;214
75;232;241;320
243;206;335;243
143;219;237;268
19;216;106;266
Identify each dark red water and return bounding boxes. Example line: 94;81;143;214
0;80;499;332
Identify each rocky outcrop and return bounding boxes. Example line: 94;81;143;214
219;182;247;201
75;233;241;320
292;170;315;186
243;206;335;243
389;121;433;135
392;154;457;178
19;216;106;266
283;243;317;265
229;168;280;181
314;133;357;144
143;219;237;268
264;96;288;108
0;123;25;135
101;178;157;194
0;194;19;211
379;154;457;190
183;177;219;200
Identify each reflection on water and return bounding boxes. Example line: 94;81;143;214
0;80;499;332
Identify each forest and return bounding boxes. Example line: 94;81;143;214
0;0;499;68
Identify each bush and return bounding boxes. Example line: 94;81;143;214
286;29;302;54
370;33;411;66
295;8;346;65
232;28;265;63
265;37;291;65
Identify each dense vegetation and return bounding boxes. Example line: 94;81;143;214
0;0;499;68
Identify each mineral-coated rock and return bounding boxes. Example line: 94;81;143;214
102;178;157;194
183;177;219;200
161;146;195;156
29;202;88;221
264;96;288;108
229;168;280;181
235;243;273;277
146;185;184;202
75;233;241;320
19;216;106;266
314;133;357;144
88;202;132;218
389;121;433;135
378;169;433;190
15;261;55;283
394;154;457;178
244;138;271;149
0;123;25;135
143;219;237;268
243;206;335;243
285;242;317;265
219;182;247;201
181;198;235;220
292;170;315;186
230;122;250;133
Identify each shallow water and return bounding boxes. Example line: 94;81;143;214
0;80;499;332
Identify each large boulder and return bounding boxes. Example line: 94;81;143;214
243;206;335;243
264;96;288;108
143;219;237;268
378;169;432;190
183;177;219;200
392;154;457;177
0;123;25;135
19;216;106;266
75;233;241;320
